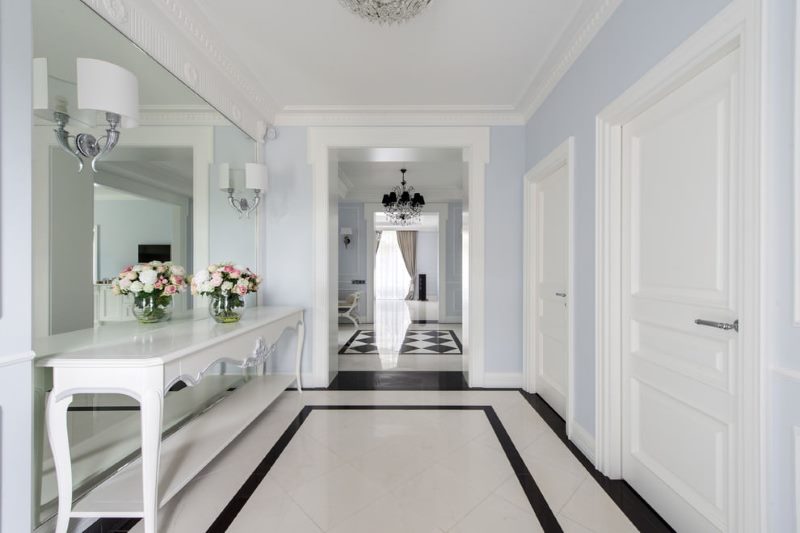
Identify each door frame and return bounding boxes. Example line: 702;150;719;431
308;127;490;388
594;2;764;531
523;137;576;436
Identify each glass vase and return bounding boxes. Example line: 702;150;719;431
132;294;173;324
209;293;246;323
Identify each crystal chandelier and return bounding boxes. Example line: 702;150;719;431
338;0;432;25
381;168;426;225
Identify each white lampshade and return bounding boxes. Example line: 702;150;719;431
217;163;231;190
245;163;269;191
77;58;139;128
340;227;353;236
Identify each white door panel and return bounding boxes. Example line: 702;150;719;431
621;49;739;533
533;164;569;418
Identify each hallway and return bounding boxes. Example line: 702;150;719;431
338;299;463;372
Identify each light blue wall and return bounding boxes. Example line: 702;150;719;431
262;127;315;373
445;201;463;320
95;198;174;279
416;231;439;298
762;0;800;530
210;126;257;268
484;126;525;373
338;202;368;317
524;0;731;432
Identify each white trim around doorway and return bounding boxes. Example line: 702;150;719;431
594;2;763;531
523;137;576;438
308;127;490;388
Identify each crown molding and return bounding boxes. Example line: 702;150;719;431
274;105;525;127
137;105;229;126
517;0;622;121
79;0;273;140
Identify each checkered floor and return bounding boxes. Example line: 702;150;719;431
339;329;463;355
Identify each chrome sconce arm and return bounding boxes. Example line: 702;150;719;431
226;188;263;218
53;111;122;172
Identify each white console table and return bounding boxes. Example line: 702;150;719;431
35;306;304;533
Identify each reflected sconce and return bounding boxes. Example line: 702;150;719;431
34;57;139;172
341;227;353;248
218;163;269;218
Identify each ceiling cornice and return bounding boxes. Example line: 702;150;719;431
79;0;274;139
274;105;525;127
517;0;623;121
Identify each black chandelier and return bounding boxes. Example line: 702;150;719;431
381;168;425;225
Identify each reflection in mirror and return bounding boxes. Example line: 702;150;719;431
32;0;259;528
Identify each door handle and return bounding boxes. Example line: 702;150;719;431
555;292;567;298
694;318;738;332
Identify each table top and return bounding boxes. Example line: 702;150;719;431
35;306;303;368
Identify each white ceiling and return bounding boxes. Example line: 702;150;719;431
186;0;615;123
375;212;440;232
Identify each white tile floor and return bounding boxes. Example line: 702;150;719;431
130;390;639;533
338;299;463;371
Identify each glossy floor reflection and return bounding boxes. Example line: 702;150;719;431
122;390;647;533
338;299;463;371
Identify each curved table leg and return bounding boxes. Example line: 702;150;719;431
295;320;305;393
47;392;73;533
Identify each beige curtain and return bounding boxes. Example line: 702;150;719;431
396;231;417;300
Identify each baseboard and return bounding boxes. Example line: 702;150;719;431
568;420;596;465
482;372;524;388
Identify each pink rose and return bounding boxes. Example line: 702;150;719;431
171;275;184;285
229;269;241;279
164;285;177;295
122;265;133;273
126;271;138;281
236;285;248;296
223;265;235;273
154;280;163;290
211;272;223;287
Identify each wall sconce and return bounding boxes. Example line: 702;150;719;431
34;58;139;172
218;163;269;218
341;227;353;248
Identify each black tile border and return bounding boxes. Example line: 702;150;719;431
520;391;675;533
206;405;562;533
328;370;470;390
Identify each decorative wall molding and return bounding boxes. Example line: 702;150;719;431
138;105;229;126
79;0;271;139
517;0;623;121
0;350;35;368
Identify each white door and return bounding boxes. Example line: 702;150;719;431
533;163;569;418
621;49;740;533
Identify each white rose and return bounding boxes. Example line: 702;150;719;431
194;270;209;283
143;284;154;293
236;278;248;287
221;281;233;292
139;270;158;285
130;281;144;293
132;264;143;272
119;278;132;289
172;266;185;276
200;281;213;293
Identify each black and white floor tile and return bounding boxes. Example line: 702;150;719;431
339;329;462;355
102;386;673;533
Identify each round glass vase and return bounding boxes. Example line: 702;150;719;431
208;293;246;323
132;294;173;324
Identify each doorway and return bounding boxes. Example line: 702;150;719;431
523;138;574;423
308;127;490;388
595;15;762;533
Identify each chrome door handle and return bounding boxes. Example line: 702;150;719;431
695;319;738;332
555;292;567;297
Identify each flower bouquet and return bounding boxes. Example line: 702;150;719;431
112;261;187;324
191;263;261;323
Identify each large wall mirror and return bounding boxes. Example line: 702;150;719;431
32;0;261;527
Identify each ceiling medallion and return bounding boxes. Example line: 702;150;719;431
381;168;426;225
338;0;432;25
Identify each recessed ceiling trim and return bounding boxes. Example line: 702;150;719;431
79;0;273;139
